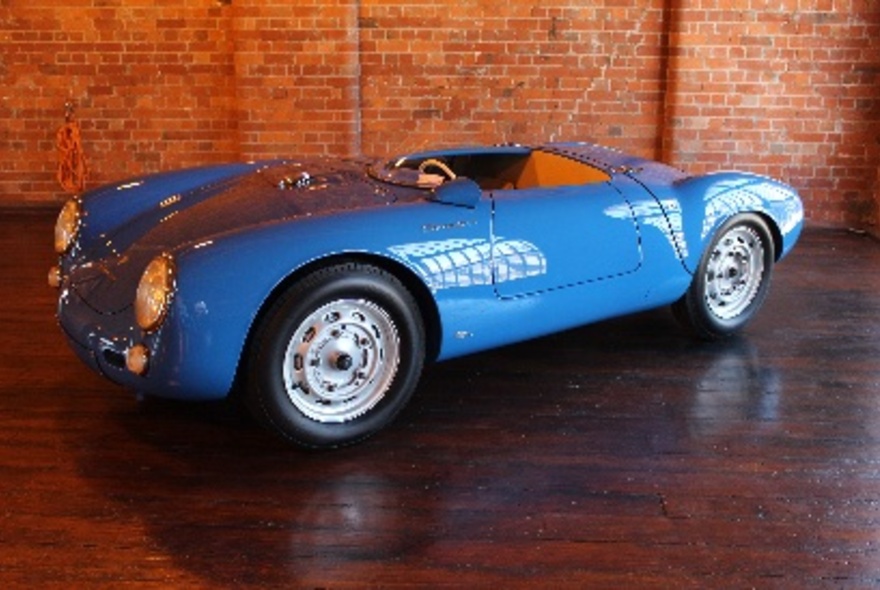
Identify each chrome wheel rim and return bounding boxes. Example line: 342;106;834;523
282;299;400;424
704;225;765;320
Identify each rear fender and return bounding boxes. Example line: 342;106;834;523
672;172;804;273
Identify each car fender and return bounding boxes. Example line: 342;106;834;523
669;171;804;274
148;201;488;399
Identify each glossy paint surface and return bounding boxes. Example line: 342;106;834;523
53;142;804;401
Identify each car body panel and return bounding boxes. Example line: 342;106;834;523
670;171;804;271
65;162;262;264
53;140;804;402
490;182;642;298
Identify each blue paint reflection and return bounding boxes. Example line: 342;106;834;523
389;238;547;290
604;198;689;259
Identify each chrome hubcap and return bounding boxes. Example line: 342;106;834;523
283;299;400;423
704;226;765;320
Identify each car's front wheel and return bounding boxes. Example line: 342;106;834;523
246;262;425;448
673;214;775;340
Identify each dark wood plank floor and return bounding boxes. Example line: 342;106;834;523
2;209;880;588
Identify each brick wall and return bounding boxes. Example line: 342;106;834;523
663;0;880;230
230;0;360;157
358;2;668;157
876;165;880;237
1;1;878;231
1;0;240;203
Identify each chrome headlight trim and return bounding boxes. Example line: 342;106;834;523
54;198;81;254
135;254;177;332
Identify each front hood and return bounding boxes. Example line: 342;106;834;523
111;157;418;256
67;157;423;313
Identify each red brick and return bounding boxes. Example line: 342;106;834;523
0;0;876;227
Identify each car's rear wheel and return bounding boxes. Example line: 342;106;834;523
673;214;775;340
246;262;425;448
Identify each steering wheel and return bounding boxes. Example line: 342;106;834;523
418;158;457;180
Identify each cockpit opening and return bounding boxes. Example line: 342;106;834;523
378;149;611;191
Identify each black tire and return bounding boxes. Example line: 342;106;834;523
246;262;425;448
673;214;775;340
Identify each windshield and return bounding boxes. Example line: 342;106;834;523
369;152;460;189
369;146;533;189
369;156;435;188
369;145;612;191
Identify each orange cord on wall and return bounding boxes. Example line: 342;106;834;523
56;101;89;194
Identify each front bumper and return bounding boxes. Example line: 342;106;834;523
53;264;238;402
56;280;149;389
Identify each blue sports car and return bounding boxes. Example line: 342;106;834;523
50;141;804;447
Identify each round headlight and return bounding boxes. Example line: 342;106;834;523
54;198;81;254
135;254;176;331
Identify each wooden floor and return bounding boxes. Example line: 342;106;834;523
2;209;880;588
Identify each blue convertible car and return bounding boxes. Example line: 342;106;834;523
50;141;803;447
